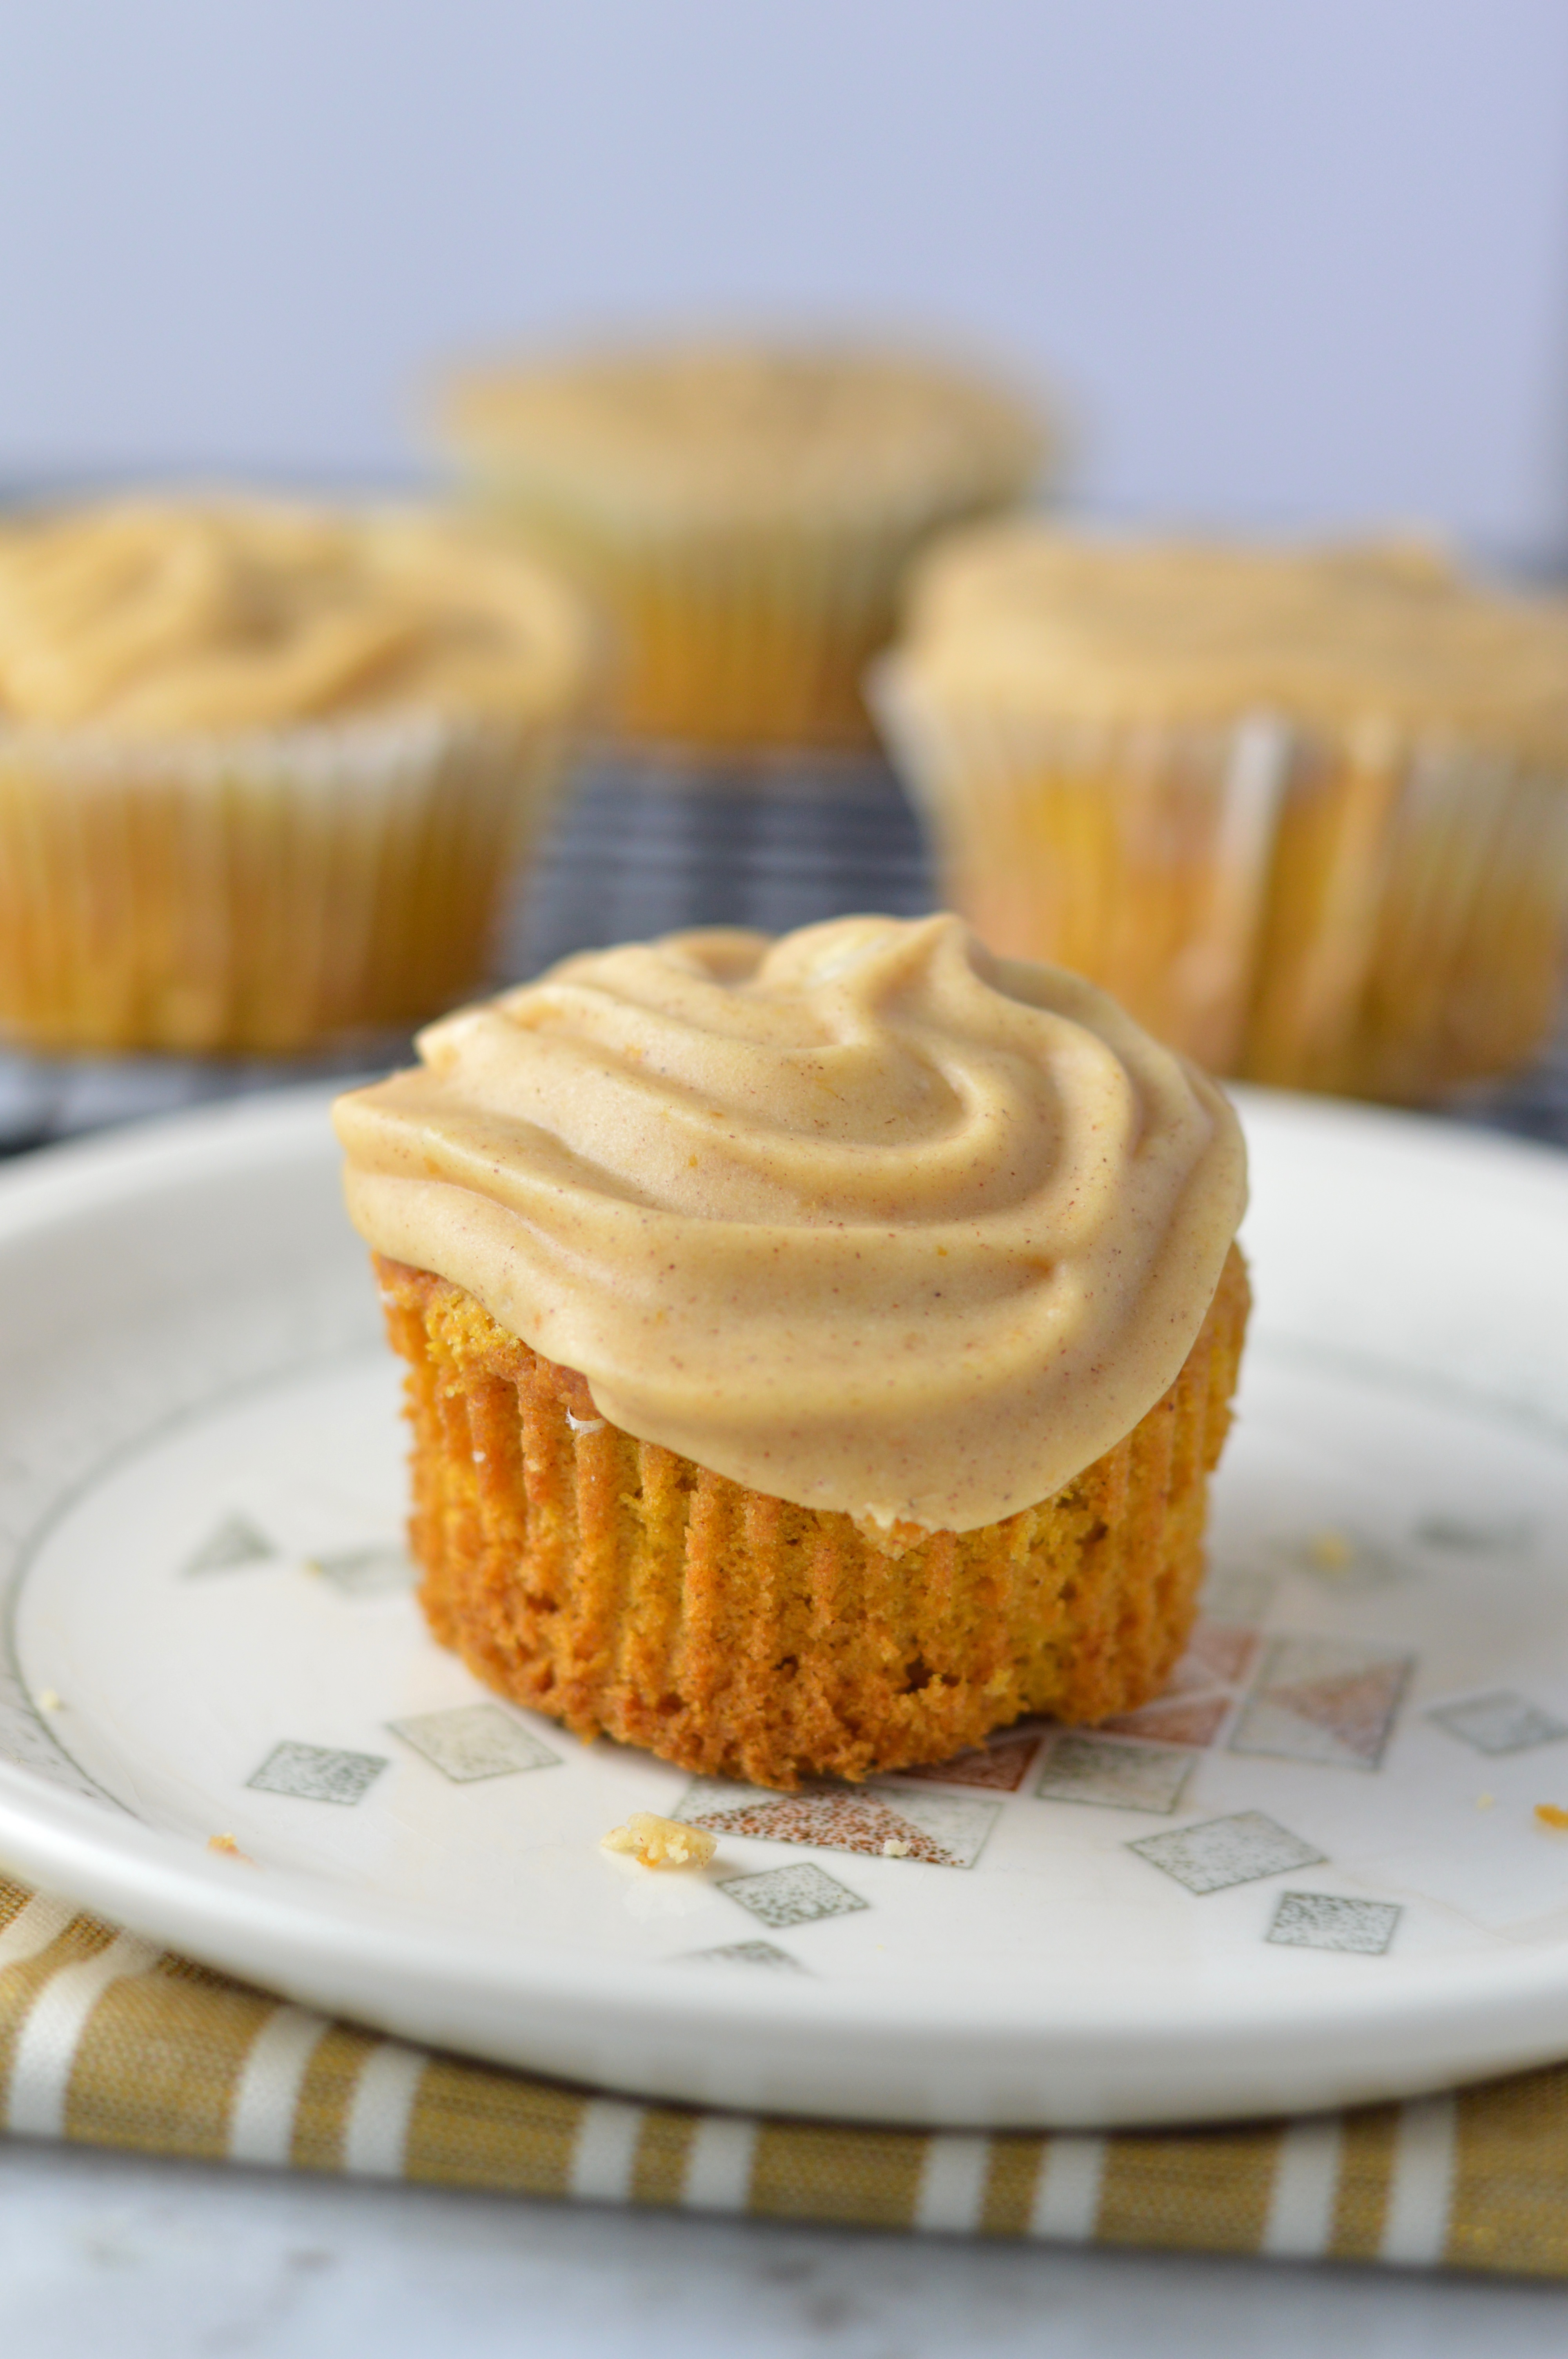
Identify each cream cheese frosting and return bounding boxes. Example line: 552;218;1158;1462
0;498;592;734
440;343;1045;528
897;525;1568;760
335;916;1245;1533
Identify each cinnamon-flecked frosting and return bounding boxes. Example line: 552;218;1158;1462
334;915;1246;1533
439;343;1045;527
0;498;591;735
893;525;1568;760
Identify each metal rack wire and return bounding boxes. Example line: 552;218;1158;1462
1;747;1562;1157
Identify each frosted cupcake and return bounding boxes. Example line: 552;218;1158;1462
334;913;1249;1790
873;527;1568;1099
0;497;594;1054
434;341;1048;751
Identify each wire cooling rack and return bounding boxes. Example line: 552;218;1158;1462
0;751;932;1157
0;744;1563;1157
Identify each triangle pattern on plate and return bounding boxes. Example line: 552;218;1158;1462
181;1513;278;1576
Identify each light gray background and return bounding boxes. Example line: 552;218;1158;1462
4;0;1568;551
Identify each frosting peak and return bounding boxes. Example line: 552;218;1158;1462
334;916;1246;1532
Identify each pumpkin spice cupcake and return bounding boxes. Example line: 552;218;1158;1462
334;914;1249;1789
0;496;594;1054
874;526;1568;1100
434;340;1049;750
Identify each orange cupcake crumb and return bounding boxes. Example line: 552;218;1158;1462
207;1833;256;1864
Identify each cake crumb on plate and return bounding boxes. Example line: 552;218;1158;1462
207;1833;256;1864
602;1811;716;1870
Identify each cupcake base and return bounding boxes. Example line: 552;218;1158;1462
0;712;566;1056
374;1245;1250;1790
473;508;914;750
875;671;1568;1101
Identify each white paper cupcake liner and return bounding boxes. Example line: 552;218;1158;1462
0;708;572;1056
463;477;1045;753
871;658;1568;1100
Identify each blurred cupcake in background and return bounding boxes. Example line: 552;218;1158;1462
433;339;1050;752
873;526;1568;1101
0;498;595;1054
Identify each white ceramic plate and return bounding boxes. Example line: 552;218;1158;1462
4;1087;1568;2129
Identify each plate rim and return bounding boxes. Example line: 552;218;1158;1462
3;1081;1568;2126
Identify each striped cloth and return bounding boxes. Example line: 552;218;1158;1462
6;1874;1568;2274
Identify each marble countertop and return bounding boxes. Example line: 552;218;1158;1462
4;2136;1568;2359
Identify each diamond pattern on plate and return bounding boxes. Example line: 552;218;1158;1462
307;1545;418;1598
689;1940;807;1972
388;1704;561;1782
716;1862;867;1930
182;1513;277;1576
891;1729;1042;1791
1099;1618;1263;1749
1034;1731;1196;1815
1229;1634;1413;1770
1130;1811;1325;1896
1428;1691;1568;1757
673;1778;998;1868
247;1740;388;1807
1101;1694;1233;1749
1176;1621;1267;1692
1266;1891;1402;1955
1414;1514;1532;1554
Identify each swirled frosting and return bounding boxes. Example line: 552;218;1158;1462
334;915;1246;1533
0;498;591;734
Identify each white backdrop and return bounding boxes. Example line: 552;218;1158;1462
4;0;1568;553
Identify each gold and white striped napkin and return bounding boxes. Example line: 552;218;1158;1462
4;1873;1566;2272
